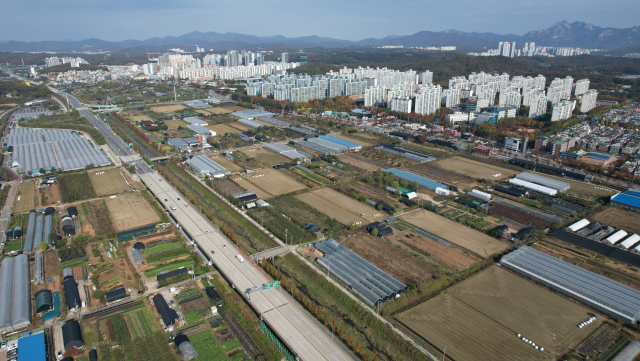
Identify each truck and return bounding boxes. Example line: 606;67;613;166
235;255;244;263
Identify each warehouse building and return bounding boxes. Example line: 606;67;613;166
501;246;640;324
515;172;570;192
62;320;84;350
153;294;179;327
17;332;47;361
185;155;231;178
611;189;640;213
509;178;557;196
186;124;216;136
315;238;406;306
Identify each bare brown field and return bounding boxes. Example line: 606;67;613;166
228;122;250;131
129;115;152;122
337;153;388;172
434;156;517;180
337;229;437;285
388;231;478;271
164;119;189;130
396;266;598;361
89;168;130;197
243;147;289;166
207;124;242;134
84;199;115;235
224;105;252;112
232;168;306;199
104;192;160;231
14;182;37;213
151;104;185;113
297;188;383;225
206;154;244;173
592;206;640;235
400;209;507;257
207;107;232;114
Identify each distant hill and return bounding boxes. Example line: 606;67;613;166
1;21;639;53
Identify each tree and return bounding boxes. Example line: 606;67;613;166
92;290;105;300
371;228;379;237
412;181;420;190
355;341;361;354
39;241;47;251
346;333;353;346
391;180;400;189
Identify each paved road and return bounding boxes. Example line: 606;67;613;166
54;89;356;361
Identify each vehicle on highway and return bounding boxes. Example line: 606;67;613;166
223;244;226;247
177;197;180;200
236;255;244;263
164;199;167;201
169;205;176;211
210;250;215;254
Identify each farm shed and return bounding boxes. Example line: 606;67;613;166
133;242;146;250
375;144;435;163
62;267;74;280
153;294;179;326
605;230;628;245
399;199;415;207
105;287;128;303
131;248;144;264
611;191;640;213
8;255;31;331
35;214;44;248
512;227;537;240
24;210;37;252
515;172;570;192
35;290;53;313
319;135;361;150
509;178;557;196
315;238;406;306
117;224;156;242
61;320;84;350
238;118;264;129
621;234;640;250
185;155;231;178
612;341;640;361
13;226;22;238
63;278;81;310
67;206;78;217
182;116;208;125
500;246;640;324
494;185;526;197
305;223;321;233
44;206;55;215
577;222;601;236
34;252;44;285
174;334;198;361
157;267;187;282
44;214;52;246
490;225;509;237
567;219;590;232
205;287;223;306
186;124;216;136
386;168;448;192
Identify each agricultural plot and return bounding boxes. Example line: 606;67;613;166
127;309;158;338
13;182;37;213
207;107;232;114
337;153;390;172
105;192;160;231
144;259;195;276
211;178;247;198
434;156;517;181
232;168;306;199
227;122;250;132
163;119;189;130
98;331;177;361
190;331;230;361
410;162;476;189
129;115;152;122
533;172;614;197
207;124;242;134
242;147;289;166
337;229;437;285
388;230;478;271
297;188;383;225
592;206;640;235
177;287;211;323
396;266;597;361
401;209;508;257
268;195;341;232
151;104;185;113
334;134;373;147
207;155;244;173
146;247;189;264
89;168;130;196
490;201;554;229
59;171;97;202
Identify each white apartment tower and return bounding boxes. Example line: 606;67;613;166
389;97;412;113
551;100;575;121
528;92;548;119
580;89;598;113
573;79;590;96
419;70;433;84
414;85;442;115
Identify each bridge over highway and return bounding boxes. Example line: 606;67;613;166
49;87;356;361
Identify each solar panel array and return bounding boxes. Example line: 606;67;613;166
501;246;640;324
238;118;264;129
315;238;406;306
185;155;231;177
319;135;361;150
264;143;311;160
53;138;111;170
386;168;448;192
182;117;208;126
515;172;570;192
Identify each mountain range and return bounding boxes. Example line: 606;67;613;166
1;21;639;54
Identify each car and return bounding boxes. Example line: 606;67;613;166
223;244;226;247
210;250;215;254
0;341;6;350
7;343;17;351
177;197;180;200
57;350;63;359
7;350;17;358
8;358;17;361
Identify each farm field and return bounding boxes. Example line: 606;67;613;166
400;209;508;257
190;330;229;361
396;266;598;361
225;105;252;112
164;119;189;130
227;122;250;132
337;153;389;172
333;134;371;147
297;188;383;225
386;230;478;271
268;195;341;232
232;168;306;199
59;171;97;202
242;147;289;166
89;168;130;196
434;156;517;180
207;155;245;173
151;104;185;113
337;229;437;285
129;115;152;122
207;124;242;134
207;107;232;114
591;206;640;235
105;192;160;231
82;200;114;236
13;182;36;213
210;177;246;197
98;331;177;361
410;162;477;189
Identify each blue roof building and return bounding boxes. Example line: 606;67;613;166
18;332;47;361
611;190;640;213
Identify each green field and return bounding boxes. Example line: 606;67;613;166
98;332;176;361
59;171;97;202
145;242;182;255
3;241;22;253
146;248;189;264
144;259;195;276
191;331;229;361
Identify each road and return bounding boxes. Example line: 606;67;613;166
51;88;356;361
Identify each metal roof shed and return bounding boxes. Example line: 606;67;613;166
0;257;14;333
12;254;30;330
175;334;199;361
24;210;37;252
568;219;590;232
89;349;98;361
17;332;46;361
35;214;44;249
105;287;128;303
63;278;81;310
35;252;45;285
62;320;84;350
35;290;53;313
44;214;52;246
605;230;628;245
153;294;179;326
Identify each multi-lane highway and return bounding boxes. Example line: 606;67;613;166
50;88;356;361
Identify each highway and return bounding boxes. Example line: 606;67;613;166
49;87;356;361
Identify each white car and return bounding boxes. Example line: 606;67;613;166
8;343;18;351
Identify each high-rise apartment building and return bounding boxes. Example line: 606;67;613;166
580;89;598;113
528;92;548;119
415;85;442;115
281;52;289;63
573;79;590;96
551;99;575;121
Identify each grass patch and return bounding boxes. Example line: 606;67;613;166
3;241;22;253
146;248;189;263
222;339;242;351
144;259;195;276
63;258;89;268
59;171;97;202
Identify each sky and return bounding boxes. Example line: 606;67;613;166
3;0;640;42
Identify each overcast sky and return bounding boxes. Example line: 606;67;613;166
3;0;640;42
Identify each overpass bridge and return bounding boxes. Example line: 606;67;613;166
251;246;291;261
